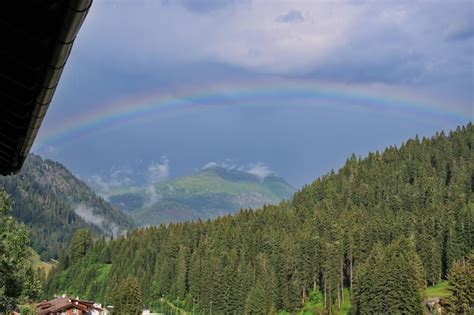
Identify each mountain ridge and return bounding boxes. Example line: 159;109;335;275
46;124;473;314
103;164;295;225
0;154;135;259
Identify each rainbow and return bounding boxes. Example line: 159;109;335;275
34;80;470;149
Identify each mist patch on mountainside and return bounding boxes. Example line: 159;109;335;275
74;204;122;237
98;162;295;226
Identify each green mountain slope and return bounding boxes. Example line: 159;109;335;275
46;124;473;314
108;166;295;225
0;154;135;260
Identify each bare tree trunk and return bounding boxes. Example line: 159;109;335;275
324;282;327;309
337;282;341;310
328;284;332;315
350;254;353;299
340;255;344;304
302;286;306;305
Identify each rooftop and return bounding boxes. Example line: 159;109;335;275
0;0;92;175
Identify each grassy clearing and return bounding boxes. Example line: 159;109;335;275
96;264;112;282
107;185;147;197
158;298;191;315
340;289;352;315
173;172;274;197
293;281;450;315
162;283;451;315
425;281;451;298
29;248;55;277
297;289;352;315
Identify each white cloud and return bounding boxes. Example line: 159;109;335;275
74;204;105;227
88;175;112;198
201;160;274;180
81;0;360;74
202;161;219;169
109;168;134;185
74;204;124;237
145;156;172;205
145;184;159;206
68;0;473;109
88;168;134;197
245;162;273;179
186;1;359;73
202;159;237;170
148;156;170;183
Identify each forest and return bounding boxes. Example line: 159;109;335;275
0;154;134;260
25;124;474;313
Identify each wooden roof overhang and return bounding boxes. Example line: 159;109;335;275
0;0;92;175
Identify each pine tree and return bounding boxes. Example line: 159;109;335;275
244;277;275;315
111;276;142;315
69;229;93;262
353;239;424;314
43;124;474;314
447;253;473;314
172;245;189;298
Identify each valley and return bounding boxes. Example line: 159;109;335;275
96;165;295;225
41;124;473;314
0;154;134;260
1;1;472;314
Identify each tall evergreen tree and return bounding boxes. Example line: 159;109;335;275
447;253;473;314
353;238;425;314
69;229;93;262
44;124;474;314
111;276;142;315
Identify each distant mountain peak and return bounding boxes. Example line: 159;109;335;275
199;162;283;183
101;162;295;226
199;165;263;183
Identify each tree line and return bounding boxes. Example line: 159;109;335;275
0;154;134;260
45;124;473;314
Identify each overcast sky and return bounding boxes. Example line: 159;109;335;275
35;0;473;187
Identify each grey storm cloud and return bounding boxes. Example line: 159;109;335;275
445;19;474;42
36;0;472;188
167;0;244;13
276;9;304;23
77;0;473;86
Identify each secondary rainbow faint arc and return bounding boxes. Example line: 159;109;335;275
35;82;468;149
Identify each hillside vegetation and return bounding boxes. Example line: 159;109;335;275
0;191;42;311
0;154;135;260
29;249;55;278
108;166;294;225
46;124;473;314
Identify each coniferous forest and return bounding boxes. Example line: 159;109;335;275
36;124;474;313
0;154;134;260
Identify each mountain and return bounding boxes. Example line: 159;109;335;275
104;166;295;225
46;124;473;314
0;154;135;260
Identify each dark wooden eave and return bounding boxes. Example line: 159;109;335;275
0;0;92;175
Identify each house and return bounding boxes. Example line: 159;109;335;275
37;296;108;315
90;304;109;315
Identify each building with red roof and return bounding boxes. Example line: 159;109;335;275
37;296;108;315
